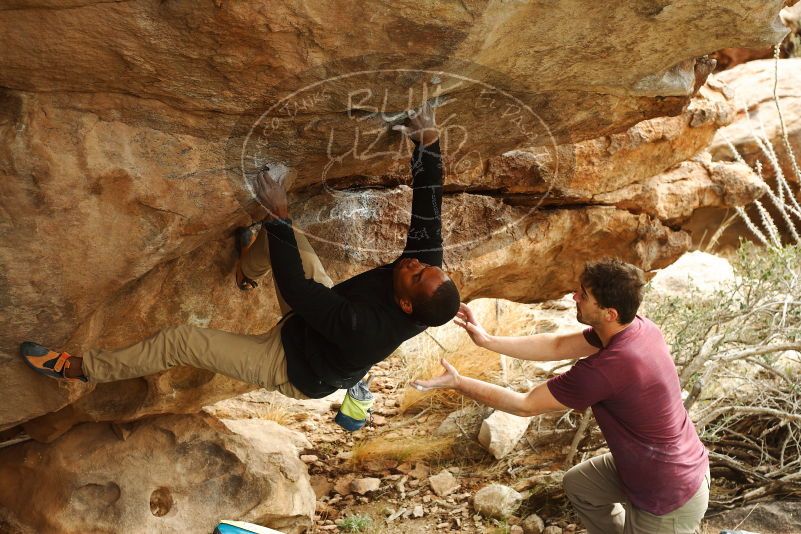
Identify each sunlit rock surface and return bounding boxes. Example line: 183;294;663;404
1;1;785;432
0;4;788;521
0;414;315;534
690;57;801;249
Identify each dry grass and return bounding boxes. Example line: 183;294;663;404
395;300;508;414
397;298;561;414
349;434;457;465
367;299;570;473
257;400;294;427
399;346;501;414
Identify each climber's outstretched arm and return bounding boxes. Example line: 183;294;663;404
394;102;444;268
254;172;363;341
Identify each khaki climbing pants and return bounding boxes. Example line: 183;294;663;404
82;225;334;399
563;453;710;534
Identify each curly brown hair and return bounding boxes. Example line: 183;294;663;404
580;258;645;324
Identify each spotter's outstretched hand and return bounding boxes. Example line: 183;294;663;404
453;302;492;348
411;358;460;392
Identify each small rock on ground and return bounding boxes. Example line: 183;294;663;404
478;410;532;459
334;474;356;496
473;484;523;519
350;477;381;495
310;475;333;499
522;512;546;534
429;469;460;497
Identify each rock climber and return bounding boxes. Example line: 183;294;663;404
413;258;710;534
22;101;460;406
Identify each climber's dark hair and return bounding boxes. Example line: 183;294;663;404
411;278;461;327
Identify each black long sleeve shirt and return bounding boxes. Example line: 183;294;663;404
264;140;444;398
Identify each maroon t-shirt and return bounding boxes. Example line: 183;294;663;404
547;316;708;515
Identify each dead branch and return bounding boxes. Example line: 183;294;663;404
564;408;592;466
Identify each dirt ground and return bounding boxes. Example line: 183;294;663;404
208;353;582;534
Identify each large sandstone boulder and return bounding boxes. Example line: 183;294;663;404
0;2;784;434
0;414;316;533
710;58;801;182
2;83;764;436
473;79;736;199
649;251;736;297
694;57;801;249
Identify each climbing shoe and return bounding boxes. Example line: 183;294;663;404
235;225;259;291
20;341;87;382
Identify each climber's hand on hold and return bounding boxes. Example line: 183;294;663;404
254;169;289;221
393;100;439;147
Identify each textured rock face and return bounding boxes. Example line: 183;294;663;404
711;2;801;71
710;58;801;181
0;414;316;533
472;80;736;198
1;79;769;436
0;1;786;118
593;153;764;225
0;0;784;450
695;58;801;249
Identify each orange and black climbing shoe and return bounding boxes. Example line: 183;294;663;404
235;225;259;291
20;341;87;382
